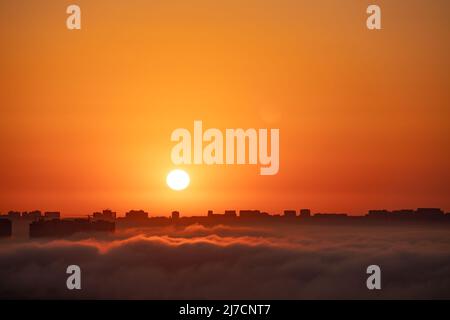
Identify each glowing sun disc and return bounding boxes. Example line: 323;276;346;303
166;169;190;191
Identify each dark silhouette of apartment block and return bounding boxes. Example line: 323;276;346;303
239;210;269;218
391;209;415;217
224;210;237;217
206;210;237;218
172;211;180;219
125;210;149;220
0;219;12;237
44;211;60;220
366;208;446;221
22;210;42;221
314;213;348;218
300;209;311;218
367;210;390;217
283;210;297;217
416;208;444;216
30;219;115;238
7;211;21;220
93;209;116;221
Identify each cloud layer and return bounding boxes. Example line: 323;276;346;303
0;224;449;299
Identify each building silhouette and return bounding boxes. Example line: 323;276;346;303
1;205;450;239
30;218;114;238
314;213;348;219
416;208;444;216
22;210;42;221
125;210;149;220
7;211;21;220
239;210;269;218
368;209;390;217
0;219;12;237
300;209;311;218
93;209;116;221
44;211;60;220
391;209;415;216
283;210;297;218
224;210;237;217
171;211;180;219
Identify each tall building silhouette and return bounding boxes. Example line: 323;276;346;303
125;210;149;220
300;209;311;218
93;209;116;221
171;211;180;219
22;210;42;221
0;219;12;237
30;219;114;238
283;210;297;217
44;211;60;220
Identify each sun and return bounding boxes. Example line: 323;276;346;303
166;169;190;191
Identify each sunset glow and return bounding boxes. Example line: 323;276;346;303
166;169;190;191
0;0;450;304
0;1;448;216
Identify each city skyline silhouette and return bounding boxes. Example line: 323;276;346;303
2;206;450;239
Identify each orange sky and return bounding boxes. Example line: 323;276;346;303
0;0;449;216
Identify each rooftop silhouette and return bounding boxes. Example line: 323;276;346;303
0;207;449;238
